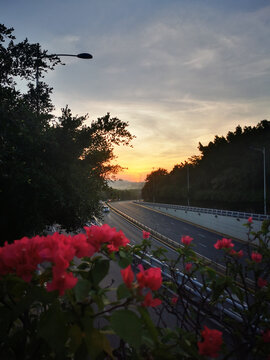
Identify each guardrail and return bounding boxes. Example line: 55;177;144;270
132;249;245;324
136;201;270;221
109;204;254;322
108;202;223;267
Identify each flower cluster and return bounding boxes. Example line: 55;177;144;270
214;237;234;250
229;249;244;258
0;225;129;295
120;264;162;307
84;224;129;253
197;326;223;358
143;231;150;239
181;235;193;246
258;277;268;288
251;252;262;263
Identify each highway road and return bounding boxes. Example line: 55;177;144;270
102;200;248;266
101;203;178;261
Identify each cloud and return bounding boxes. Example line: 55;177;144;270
5;0;270;181
46;2;269;109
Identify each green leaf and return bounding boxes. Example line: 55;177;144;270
69;324;82;353
91;259;110;286
84;328;114;359
74;279;91;302
138;307;159;344
38;302;68;354
110;309;142;349
118;256;132;268
117;283;131;300
205;266;217;280
119;249;127;258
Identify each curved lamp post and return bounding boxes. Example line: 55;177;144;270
36;52;93;113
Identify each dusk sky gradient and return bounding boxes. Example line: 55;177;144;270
2;0;270;181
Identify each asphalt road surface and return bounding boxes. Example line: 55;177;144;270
103;200;248;266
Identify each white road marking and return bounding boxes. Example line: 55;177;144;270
199;242;207;248
198;234;206;238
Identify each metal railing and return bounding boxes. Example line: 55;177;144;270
132;249;245;323
137;201;270;221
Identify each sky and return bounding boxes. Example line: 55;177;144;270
2;0;270;182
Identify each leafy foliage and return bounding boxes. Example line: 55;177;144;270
0;221;270;359
142;121;270;213
0;24;134;242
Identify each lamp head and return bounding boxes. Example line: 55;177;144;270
77;53;93;59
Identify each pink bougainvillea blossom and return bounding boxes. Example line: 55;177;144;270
84;224;129;253
143;231;150;239
0;224;131;296
181;235;193;246
46;266;78;296
120;265;134;288
0;236;44;282
185;263;192;272
136;266;162;291
258;277;268;288
198;326;223;358
142;291;162;307
230;249;244;258
72;233;95;258
262;329;270;343
214;238;234;250
248;216;253;224
251;252;262;263
171;295;178;305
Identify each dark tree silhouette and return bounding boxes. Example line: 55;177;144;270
0;25;134;242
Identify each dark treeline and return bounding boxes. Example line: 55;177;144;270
142;121;270;214
0;24;134;242
102;188;142;201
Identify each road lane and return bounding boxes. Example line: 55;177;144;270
107;201;248;265
102;209;179;262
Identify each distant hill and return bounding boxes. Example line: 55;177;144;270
108;180;145;190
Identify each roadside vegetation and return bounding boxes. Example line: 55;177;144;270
0;218;269;359
142;121;270;214
0;24;134;243
1;23;270;359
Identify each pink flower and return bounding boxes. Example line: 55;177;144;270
72;233;95;258
214;238;234;250
171;295;178;305
181;235;193;246
46;267;78;296
262;329;270;343
136;266;162;291
258;277;267;288
107;230;130;252
143;231;150;239
84;224;130;253
120;265;134;288
248;216;253;224
198;326;223;358
230;249;244;258
251;252;262;263
142;291;162;307
185;263;192;272
0;236;43;282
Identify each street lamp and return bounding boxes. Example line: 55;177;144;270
36;52;93;113
45;53;93;59
187;164;190;207
250;146;267;215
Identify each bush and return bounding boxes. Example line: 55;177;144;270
0;220;269;359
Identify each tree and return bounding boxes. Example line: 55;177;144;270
142;121;270;212
0;24;134;242
142;168;168;202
